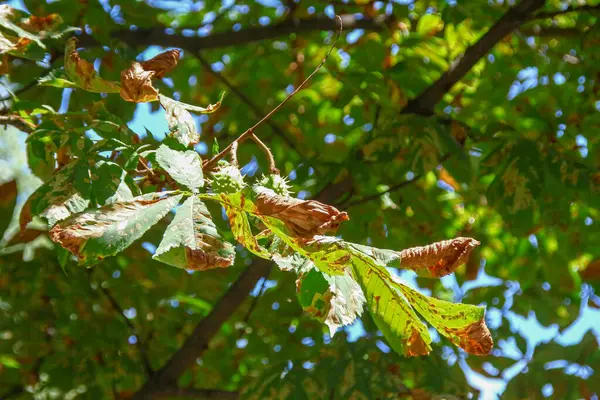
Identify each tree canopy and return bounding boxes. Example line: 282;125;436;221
1;0;599;399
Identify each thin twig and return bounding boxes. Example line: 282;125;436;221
195;52;304;163
203;15;343;172
250;133;279;174
91;271;153;378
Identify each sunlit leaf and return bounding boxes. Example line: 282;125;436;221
155;144;203;191
154;196;235;270
64;38;120;93
352;258;432;357
49;192;182;264
159;94;200;147
20;161;91;232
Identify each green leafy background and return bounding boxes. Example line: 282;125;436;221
1;0;600;399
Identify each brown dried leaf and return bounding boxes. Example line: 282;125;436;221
120;62;158;103
450;318;494;355
398;237;480;277
254;187;349;238
580;258;600;281
140;49;181;78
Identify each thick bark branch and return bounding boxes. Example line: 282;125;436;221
402;0;546;116
154;387;238;399
132;259;272;399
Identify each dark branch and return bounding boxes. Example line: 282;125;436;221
154;387;238;399
91;14;388;51
533;4;600;19
92;272;153;378
402;0;546;116
132;259;272;398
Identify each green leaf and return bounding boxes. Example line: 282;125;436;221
49;192;183;264
0;354;19;369
396;283;492;355
155;144;204;191
91;161;133;205
38;69;78;89
20;161;91;232
174;294;212;314
64;38;120;93
154;196;235;270
352;258;432;357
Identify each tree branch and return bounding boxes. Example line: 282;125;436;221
533;4;600;19
132;259;272;398
402;0;546;116
91;14;388;52
154;387;238;399
91;271;153;378
195;52;304;164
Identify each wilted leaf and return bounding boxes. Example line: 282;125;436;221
398;237;480;277
154;196;235;270
298;267;365;336
120;62;158;103
49;192;182;264
253;186;349;238
397;282;493;355
155;144;203;191
139;49;181;78
159;94;199;147
20;161;91;232
64;38;120;93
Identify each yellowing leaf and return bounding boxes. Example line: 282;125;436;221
397;283;493;355
154;197;235;270
64;38;120;93
49;192;182;264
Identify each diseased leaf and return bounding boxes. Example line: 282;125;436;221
253;186;348;238
159;94;199;147
397;283;493;355
155;144;203;191
154;197;235;270
352;258;432;357
64;38;120;93
398;237;480;277
90;161;133;205
139;49;181;78
120;62;158;103
20;161;91;232
216;192;270;259
297;267;365;336
49;192;182;264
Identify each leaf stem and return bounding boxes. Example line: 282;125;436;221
202;15;343;173
250;132;279;174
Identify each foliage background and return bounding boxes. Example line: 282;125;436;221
1;0;600;399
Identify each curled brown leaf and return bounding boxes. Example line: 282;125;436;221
398;237;480;277
254;188;349;238
450;318;493;355
120;62;158;103
140;49;181;78
184;246;234;271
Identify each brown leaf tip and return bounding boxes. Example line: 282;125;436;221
399;237;480;278
454;318;493;355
